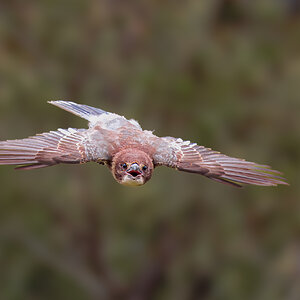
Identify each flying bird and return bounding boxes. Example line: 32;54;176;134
0;101;288;187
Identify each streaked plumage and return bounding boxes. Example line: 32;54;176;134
0;101;288;187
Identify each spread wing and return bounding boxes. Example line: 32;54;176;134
0;128;106;170
154;137;288;187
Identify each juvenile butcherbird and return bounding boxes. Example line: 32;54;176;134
0;101;288;187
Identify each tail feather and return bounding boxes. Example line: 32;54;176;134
48;101;108;121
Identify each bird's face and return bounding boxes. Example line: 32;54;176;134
111;149;153;186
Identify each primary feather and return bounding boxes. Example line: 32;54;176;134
0;128;88;170
164;138;288;187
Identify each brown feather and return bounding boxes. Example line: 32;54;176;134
173;140;288;187
0;128;88;169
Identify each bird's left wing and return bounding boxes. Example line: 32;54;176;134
153;137;288;187
0;128;106;170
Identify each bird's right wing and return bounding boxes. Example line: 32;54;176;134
0;128;107;170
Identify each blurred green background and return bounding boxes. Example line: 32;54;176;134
0;1;299;299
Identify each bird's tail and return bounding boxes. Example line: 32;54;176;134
48;101;108;121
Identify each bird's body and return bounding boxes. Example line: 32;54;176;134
0;101;288;187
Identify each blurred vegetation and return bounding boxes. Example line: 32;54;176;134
0;1;299;299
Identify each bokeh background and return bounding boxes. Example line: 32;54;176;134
0;1;299;299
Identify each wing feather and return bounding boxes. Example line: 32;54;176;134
156;137;288;187
0;128;92;170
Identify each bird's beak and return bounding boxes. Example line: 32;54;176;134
127;163;142;177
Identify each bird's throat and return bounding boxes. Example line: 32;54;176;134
121;175;144;186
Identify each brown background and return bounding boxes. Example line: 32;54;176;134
0;1;299;299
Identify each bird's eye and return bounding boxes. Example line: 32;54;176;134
121;163;128;169
142;165;148;171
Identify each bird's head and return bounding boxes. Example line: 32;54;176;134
111;149;154;186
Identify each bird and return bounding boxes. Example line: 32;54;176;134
0;101;288;187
